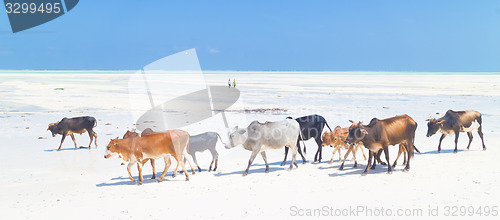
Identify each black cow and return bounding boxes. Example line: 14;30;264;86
281;114;332;165
47;116;98;151
426;110;486;153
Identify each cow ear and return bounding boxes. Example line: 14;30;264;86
360;128;368;135
238;129;246;134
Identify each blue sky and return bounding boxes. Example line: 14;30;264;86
1;1;500;71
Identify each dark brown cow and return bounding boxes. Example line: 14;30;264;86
426;110;486;153
345;114;417;175
105;129;195;184
47;116;97;151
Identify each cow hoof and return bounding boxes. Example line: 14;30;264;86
483;148;487;151
280;162;286;166
198;169;202;172
403;168;410;172
392;164;397;169
380;162;387;165
353;164;357;168
361;172;367;176
265;170;269;174
151;176;156;179
339;166;344;170
192;171;196;175
387;171;393;175
242;172;248;176
172;174;176;178
302;161;306;164
185;178;189;181
453;150;458;154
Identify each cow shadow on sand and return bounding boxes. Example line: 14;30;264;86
213;161;286;177
315;162;402;177
44;146;91;152
96;173;188;187
420;149;465;155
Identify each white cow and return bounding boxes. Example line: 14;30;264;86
226;119;301;176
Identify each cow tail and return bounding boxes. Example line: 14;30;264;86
324;120;332;132
215;133;227;146
93;118;98;128
413;145;421;154
299;130;306;154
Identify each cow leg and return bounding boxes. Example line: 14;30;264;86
362;151;373;175
454;132;460;153
127;162;136;182
314;137;323;163
57;133;68;151
466;132;473;151
182;152;196;174
376;149;386;165
137;163;144;184
437;134;446;153
477;126;486;150
93;131;98;148
209;149;219;172
70;134;78;150
360;145;367;160
392;144;404;168
158;157;172;182
404;143;412;172
280;147;289;166
383;146;392;174
150;159;156;179
339;145;355;170
296;140;306;164
290;144;299;169
191;153;202;172
178;156;190;181
260;151;270;173
350;145;358;167
243;148;259;176
371;152;377;170
87;130;93;149
330;146;339;164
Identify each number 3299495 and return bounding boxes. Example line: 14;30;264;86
5;3;62;14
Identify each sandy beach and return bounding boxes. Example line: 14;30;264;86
1;72;499;219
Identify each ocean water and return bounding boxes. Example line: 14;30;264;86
0;70;499;75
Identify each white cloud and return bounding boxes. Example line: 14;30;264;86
208;48;220;54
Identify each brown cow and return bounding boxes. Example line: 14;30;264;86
105;129;195;184
121;129;156;179
345;114;417;175
322;126;366;165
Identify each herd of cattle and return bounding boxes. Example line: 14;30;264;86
46;110;487;184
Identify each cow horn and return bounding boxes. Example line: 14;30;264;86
349;120;354;124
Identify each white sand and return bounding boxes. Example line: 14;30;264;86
0;72;499;219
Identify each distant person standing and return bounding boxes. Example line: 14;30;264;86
228;78;231;88
233;78;236;88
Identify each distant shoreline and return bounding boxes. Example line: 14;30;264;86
0;70;499;75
